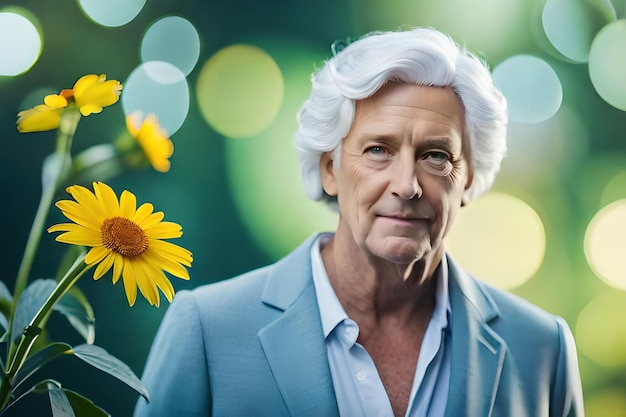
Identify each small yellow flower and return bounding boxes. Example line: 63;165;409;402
16;74;122;132
48;182;192;307
126;112;174;172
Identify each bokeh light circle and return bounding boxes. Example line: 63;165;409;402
445;192;546;290
196;44;284;139
492;55;563;123
589;20;626;111
353;0;529;63
141;16;200;76
501;105;588;188
0;11;42;76
121;61;189;136
78;0;145;27
584;388;626;417
576;293;626;366
542;0;606;63
601;170;626;205
223;38;337;259
584;199;626;290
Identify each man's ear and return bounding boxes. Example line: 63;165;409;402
320;152;338;197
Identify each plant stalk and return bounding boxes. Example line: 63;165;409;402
12;109;81;303
6;253;91;381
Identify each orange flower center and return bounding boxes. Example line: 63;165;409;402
60;89;75;103
101;217;149;257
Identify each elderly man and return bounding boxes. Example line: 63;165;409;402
135;27;584;417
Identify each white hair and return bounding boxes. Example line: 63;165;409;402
294;27;507;204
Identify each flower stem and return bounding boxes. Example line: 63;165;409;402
5;252;91;381
12;110;81;304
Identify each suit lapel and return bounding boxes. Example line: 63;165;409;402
445;254;506;417
258;235;340;417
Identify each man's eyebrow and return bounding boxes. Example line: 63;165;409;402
355;134;462;152
418;137;459;151
418;135;463;154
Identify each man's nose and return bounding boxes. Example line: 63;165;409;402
391;156;422;200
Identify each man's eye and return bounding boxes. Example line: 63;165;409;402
425;151;449;165
364;146;391;161
420;151;454;176
367;146;386;155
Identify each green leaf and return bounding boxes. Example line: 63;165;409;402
0;280;12;336
13;342;72;392
64;389;110;417
70;344;149;402
12;279;57;342
48;382;76;417
53;288;95;344
0;280;12;302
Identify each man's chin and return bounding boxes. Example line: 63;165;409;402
367;236;432;264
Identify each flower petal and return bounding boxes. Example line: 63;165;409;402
150;268;175;302
119;190;137;219
111;252;124;284
144;249;191;280
148;239;193;265
133;258;160;307
73;74;99;97
137;211;165;229
133;203;155;225
44;94;69;108
55;200;102;231
85;245;110;266
93;252;115;280
125;111;141;136
49;225;102;247
93;182;120;216
121;257;138;306
16;105;62;133
144;221;183;239
66;184;107;221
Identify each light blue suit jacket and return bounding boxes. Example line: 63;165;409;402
134;234;584;416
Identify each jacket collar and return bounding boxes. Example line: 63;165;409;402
445;253;506;417
258;234;340;417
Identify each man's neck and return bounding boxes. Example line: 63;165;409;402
320;233;441;327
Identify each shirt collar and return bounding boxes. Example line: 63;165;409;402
311;233;451;340
311;233;347;338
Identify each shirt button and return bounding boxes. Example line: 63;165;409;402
356;371;366;381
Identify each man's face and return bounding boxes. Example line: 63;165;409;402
320;82;471;265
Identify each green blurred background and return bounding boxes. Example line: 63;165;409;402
1;0;626;415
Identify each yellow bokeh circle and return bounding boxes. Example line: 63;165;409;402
584;388;626;417
445;192;546;290
584;199;626;290
576;293;626;367
196;44;284;139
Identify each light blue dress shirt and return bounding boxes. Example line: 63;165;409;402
311;233;451;417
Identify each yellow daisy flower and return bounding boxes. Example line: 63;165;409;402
16;74;122;132
126;112;174;172
48;182;192;307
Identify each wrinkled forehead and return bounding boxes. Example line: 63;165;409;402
355;83;465;132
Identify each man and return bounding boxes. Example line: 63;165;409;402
135;27;584;416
